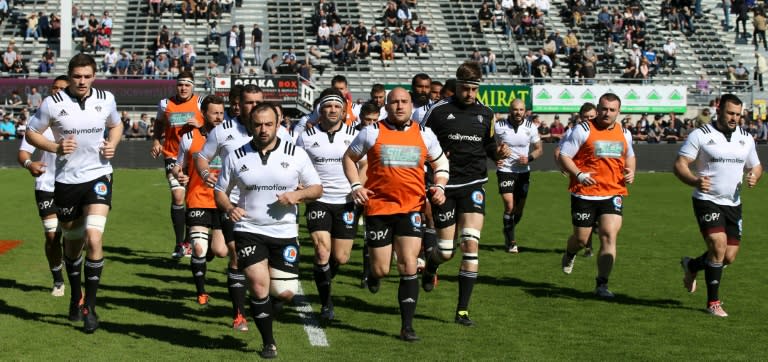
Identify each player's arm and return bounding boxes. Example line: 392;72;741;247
17;149;45;177
744;141;763;188
344;128;376;204
173;136;190;185
559;125;595;185
519;140;543;166
151;103;167;158
673;155;707;190
424;127;449;205
101;102;123;159
26;101;68;154
214;156;245;221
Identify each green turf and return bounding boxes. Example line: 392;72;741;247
1;169;767;360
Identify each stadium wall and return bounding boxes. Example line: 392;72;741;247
3;141;768;172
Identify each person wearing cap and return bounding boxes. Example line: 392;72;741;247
422;61;510;326
317;19;330;45
674;93;762;317
343;87;449;341
151;70;205;259
295;88;360;322
558;93;635;299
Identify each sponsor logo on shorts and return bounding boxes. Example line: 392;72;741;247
574;212;591;221
612;196;623;210
471;191;484;205
94;182;108;196
410;213;422;227
367;229;389;241
188;210;206;218
283;245;298;263
38;200;55;210
437;209;455;223
700;212;720;223
342;211;355;225
307;210;326;220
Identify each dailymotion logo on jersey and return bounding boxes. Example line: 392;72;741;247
244;184;289;191
314;157;343;163
447;133;482;142
60;127;105;136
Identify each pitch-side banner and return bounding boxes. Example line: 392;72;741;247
0;78;177;106
229;76;314;112
531;85;687;113
384;84;531;113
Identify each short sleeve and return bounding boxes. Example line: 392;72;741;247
421;126;444;161
348;125;378;157
560;124;589;158
197;126;219;161
27;98;52;134
214;150;237;194
678;129;702;159
296;148;322;187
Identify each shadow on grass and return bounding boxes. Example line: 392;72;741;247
0;299;73;327
133;272;229;289
98;320;251;350
106;254;189;271
478;244;565;254
99;295;232;323
0;278;50;293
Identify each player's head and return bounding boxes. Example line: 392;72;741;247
411;73;431;105
317;88;346;126
228;84;244;118
578;102;597;123
455;62;482;106
441;78;456;99
331;75;349;96
239;84;264;120
51;75;69;95
385;87;413;127
596;93;621;128
67;54;97;98
358;102;380;127
369;83;386;107
247;102;280;148
175;70;195;100
717;93;743;132
508;99;526;124
201;94;225;128
430;81;443;103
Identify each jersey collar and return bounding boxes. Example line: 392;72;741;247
64;87;93;110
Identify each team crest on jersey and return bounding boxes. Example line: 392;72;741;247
95;105;102;112
447;113;456;120
477;115;484;123
471;191;484;205
612;196;623;210
342;211;355;225
410;213;422;227
281;161;289;168
344;140;351;146
283;245;298;263
739;140;745;146
93;182;108;196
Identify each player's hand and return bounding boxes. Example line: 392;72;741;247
517;154;529;166
623;167;634;184
351;187;375;205
428;185;446;206
204;172;218;188
57;135;77;155
27;161;46;177
100;140;116;159
176;171;189;186
150;141;163;158
186;117;200;127
746;172;758;188
697;175;711;193
227;206;246;222
577;171;596;186
276;191;301;205
496;143;512;159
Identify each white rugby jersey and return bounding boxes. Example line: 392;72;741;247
679;124;760;206
348;120;443;162
215;140;321;238
296;122;358;204
494;118;541;173
28;88;121;184
19;128;56;192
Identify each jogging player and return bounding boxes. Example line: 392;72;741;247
26;53;123;333
558;93;635;299
494;99;542;253
421;61;510;326
674;93;761;317
343;87;448;341
194;84;264;331
17;75;70;297
151;70;204;258
215;103;322;358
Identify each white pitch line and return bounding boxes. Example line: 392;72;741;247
294;283;329;347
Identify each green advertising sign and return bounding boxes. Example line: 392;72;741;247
384;84;532;113
532;85;688;113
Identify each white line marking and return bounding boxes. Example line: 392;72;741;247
294;283;329;347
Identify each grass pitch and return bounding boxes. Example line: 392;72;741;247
1;169;767;360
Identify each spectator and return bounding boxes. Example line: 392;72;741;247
221;0;233;13
27;87;42;111
637;57;651;84
380;33;394;66
115;52;130;78
754;7;767;51
204;60;220;90
11;54;29;75
317;19;331;45
662;38;677;69
181;42;197;72
563;30;579;56
307;45;326;75
143;55;156;79
755;52;767;91
208;0;220;21
81;25;98;53
227;56;244;75
155;52;170;79
149;0;162;16
170;31;184;48
343;33;360;65
534;115;550;142
329;34;347;64
25;13;40;41
478;1;493;30
156;25;170;51
196;0;209;23
2;45;16;72
237;24;246;61
550;115;565;142
128;53;143;77
0;0;7;26
0;112;15;140
169;42;182;60
101;11;113;37
169;57;181;78
524;49;537;76
482;49;497;75
124;119;149;139
353;20;368;58
226;25;238;63
403;29;418;55
735;61;749;80
383;1;398;28
262;53;278;75
695;108;711;128
251;23;263;66
282;46;298;71
643;45;660;74
74;13;88;37
207;21;221;46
